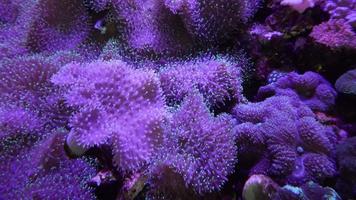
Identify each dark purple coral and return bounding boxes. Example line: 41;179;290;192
0;54;73;138
273;181;342;200
159;54;246;108
233;96;337;184
0;131;96;200
335;69;356;95
164;0;262;43
52;59;166;173
149;93;236;197
257;71;337;112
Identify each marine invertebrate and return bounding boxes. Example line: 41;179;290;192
52;59;166;172
148;93;236;197
159;54;245;107
257;71;337;112
335;69;356;95
164;0;262;43
310;19;356;49
0;131;96;200
233;96;337;184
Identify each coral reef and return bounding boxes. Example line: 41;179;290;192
0;0;354;199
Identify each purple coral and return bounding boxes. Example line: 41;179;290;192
159;54;245;107
322;0;356;28
0;131;96;200
149;93;237;197
26;0;90;53
233;96;337;184
0;55;71;134
164;0;262;43
52;59;166;172
273;181;341;200
310;19;356;49
257;71;337;112
335;69;356;94
111;0;193;55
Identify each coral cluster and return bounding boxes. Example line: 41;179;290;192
0;0;355;199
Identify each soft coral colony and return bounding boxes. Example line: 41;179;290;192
0;0;355;199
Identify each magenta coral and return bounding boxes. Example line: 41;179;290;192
52;59;166;172
159;54;245;108
257;71;337;112
149;93;236;196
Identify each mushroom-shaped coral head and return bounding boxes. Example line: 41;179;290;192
233;96;337;184
52;59;166;173
257;71;337;112
149;93;237;197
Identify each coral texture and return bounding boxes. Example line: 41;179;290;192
233;96;337;184
0;131;96;200
280;0;317;13
322;0;356;28
257;71;337;112
310;19;356;49
52;59;166;172
159;54;245;107
335;69;356;94
163;0;262;43
149;93;236;197
0;55;71;136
